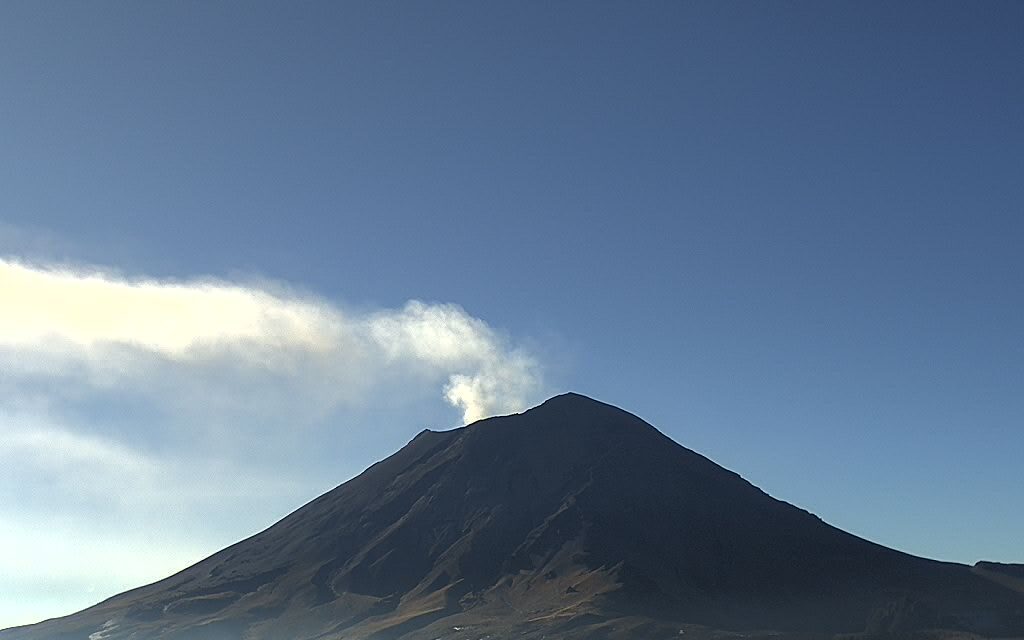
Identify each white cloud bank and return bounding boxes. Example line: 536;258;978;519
0;258;542;422
0;256;548;628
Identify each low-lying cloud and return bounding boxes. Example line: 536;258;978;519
0;258;542;422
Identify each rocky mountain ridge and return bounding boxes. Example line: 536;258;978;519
4;393;1022;640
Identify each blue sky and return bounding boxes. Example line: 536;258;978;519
1;1;1022;628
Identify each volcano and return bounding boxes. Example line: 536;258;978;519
4;393;1022;640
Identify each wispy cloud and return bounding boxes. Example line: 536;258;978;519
0;409;301;628
0;256;550;628
0;419;156;475
0;257;542;422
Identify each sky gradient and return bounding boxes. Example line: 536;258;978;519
1;1;1022;629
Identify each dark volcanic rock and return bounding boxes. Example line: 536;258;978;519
975;561;1024;579
972;561;1024;598
865;595;939;635
3;393;1022;640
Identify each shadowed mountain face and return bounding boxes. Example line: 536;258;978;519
4;394;1022;640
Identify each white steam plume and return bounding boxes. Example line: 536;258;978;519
0;258;541;423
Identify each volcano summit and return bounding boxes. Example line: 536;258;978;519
4;393;1022;640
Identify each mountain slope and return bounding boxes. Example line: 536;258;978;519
4;393;1022;640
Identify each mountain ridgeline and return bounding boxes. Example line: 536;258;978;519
4;393;1022;640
